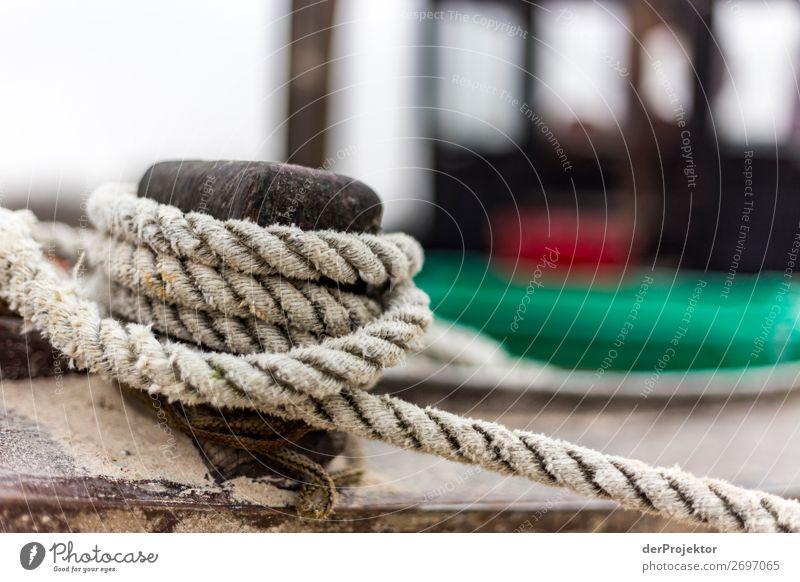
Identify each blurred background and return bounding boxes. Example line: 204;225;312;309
4;0;800;372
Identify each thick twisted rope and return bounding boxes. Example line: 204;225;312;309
2;184;799;532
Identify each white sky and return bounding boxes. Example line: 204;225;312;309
0;0;289;204
535;1;631;132
713;0;800;145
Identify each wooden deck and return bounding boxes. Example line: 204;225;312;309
2;368;798;532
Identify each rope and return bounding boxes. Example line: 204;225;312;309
1;183;799;532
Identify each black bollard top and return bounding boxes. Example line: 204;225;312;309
138;160;383;233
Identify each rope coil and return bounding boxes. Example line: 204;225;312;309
1;183;799;532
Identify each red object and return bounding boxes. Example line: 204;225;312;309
491;208;633;270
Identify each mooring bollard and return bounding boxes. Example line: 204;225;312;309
136;160;385;475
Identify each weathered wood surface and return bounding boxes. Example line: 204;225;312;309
2;371;798;532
